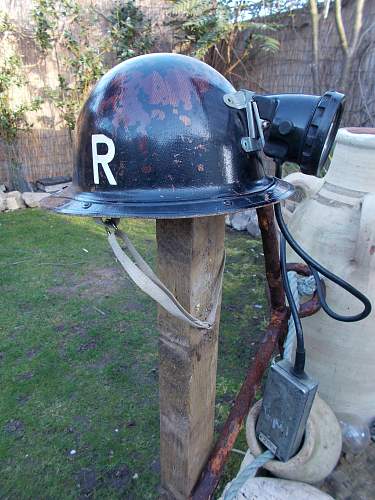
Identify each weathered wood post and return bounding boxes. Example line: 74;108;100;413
156;215;225;499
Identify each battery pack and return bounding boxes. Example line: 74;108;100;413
256;358;318;462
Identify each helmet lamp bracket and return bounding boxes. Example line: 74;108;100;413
223;90;265;153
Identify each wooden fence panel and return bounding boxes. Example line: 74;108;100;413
0;0;374;186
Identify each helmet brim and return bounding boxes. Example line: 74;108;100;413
40;177;294;218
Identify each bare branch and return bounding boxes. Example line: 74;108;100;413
351;0;366;55
90;4;111;24
357;41;375;126
309;0;320;93
357;22;375;49
337;0;367;92
335;0;349;54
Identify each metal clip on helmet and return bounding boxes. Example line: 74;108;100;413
43;53;294;218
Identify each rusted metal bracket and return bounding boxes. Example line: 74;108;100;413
191;205;324;499
286;262;325;319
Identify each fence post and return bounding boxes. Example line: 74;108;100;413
156;216;225;499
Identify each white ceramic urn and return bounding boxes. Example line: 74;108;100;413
284;128;375;425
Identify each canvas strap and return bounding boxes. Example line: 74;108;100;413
98;219;225;330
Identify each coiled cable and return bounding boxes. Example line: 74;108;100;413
275;161;372;374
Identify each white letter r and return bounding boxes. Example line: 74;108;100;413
92;134;117;185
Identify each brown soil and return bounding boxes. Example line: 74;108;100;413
48;266;127;298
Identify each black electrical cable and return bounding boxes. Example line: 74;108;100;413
279;233;305;375
275;161;371;325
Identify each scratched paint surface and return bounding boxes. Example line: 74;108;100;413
47;53;294;217
75;52;260;194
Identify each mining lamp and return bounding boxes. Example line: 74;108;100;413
256;91;345;175
225;90;345;176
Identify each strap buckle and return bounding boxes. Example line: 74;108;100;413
94;217;119;235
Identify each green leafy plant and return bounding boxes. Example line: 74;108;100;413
31;0;152;130
108;1;153;61
32;0;80;52
169;0;280;80
0;13;42;142
32;0;107;129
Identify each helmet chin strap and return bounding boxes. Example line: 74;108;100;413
95;218;225;331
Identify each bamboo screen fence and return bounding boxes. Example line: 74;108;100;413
0;0;374;187
242;0;375;129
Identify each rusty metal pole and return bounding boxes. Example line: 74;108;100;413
256;205;286;312
191;205;325;499
286;263;326;318
191;205;288;499
191;310;288;500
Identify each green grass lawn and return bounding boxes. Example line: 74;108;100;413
0;209;268;499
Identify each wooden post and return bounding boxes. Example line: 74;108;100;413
156;216;225;499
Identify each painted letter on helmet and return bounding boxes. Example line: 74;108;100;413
92;134;117;185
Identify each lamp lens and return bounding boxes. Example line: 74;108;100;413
319;121;335;170
317;104;343;173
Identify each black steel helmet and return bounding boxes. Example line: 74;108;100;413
44;53;293;218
